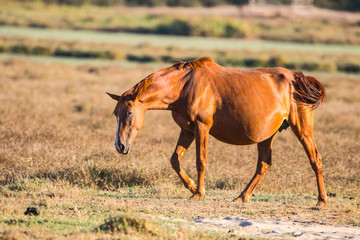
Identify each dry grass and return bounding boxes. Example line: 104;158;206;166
0;59;359;238
0;59;359;195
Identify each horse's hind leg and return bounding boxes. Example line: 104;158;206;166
289;110;327;205
170;129;196;194
233;134;277;203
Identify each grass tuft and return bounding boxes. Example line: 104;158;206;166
97;214;157;235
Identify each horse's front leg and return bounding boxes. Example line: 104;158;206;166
191;121;210;200
170;129;196;194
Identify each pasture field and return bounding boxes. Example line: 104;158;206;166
0;59;359;239
1;31;360;73
1;1;360;44
2;26;360;54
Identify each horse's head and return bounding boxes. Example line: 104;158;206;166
107;92;145;154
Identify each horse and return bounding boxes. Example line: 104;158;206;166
107;57;327;205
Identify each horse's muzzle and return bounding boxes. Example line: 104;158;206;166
115;142;130;154
115;142;125;154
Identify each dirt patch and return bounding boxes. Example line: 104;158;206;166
160;215;360;239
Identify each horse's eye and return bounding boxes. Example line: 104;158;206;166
127;111;133;116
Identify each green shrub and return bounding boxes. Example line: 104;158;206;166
54;48;73;57
126;54;159;62
201;0;226;7
0;45;7;53
301;62;320;71
155;19;192;36
284;62;302;70
314;0;360;12
338;62;360;73
160;55;177;63
223;22;246;38
98;214;156;235
10;44;31;54
32;46;54;55
267;55;285;67
166;0;201;7
244;58;264;67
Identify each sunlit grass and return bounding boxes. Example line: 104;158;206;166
0;58;359;238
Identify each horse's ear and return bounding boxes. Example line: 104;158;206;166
106;92;121;101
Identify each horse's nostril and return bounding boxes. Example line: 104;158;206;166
119;143;125;152
115;141;125;153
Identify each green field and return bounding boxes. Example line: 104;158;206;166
1;1;360;44
1;27;360;74
2;26;360;54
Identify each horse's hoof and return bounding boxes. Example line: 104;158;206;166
188;186;197;195
190;193;204;200
232;194;249;203
316;200;326;207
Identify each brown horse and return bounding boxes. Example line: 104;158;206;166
107;57;327;205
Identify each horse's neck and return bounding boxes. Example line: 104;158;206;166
138;70;188;111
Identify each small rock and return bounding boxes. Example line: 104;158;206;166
24;207;40;216
293;231;303;237
327;192;336;197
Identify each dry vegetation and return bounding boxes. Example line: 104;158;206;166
0;59;359;238
1;1;360;44
1;1;359;238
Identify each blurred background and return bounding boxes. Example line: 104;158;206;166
0;0;360;72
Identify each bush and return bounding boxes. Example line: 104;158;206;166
160;55;177;63
0;45;7;53
301;62;320;71
54;48;73;57
244;58;264;67
10;44;31;54
284;62;302;70
314;0;360;12
32;46;54;55
98;214;156;235
126;54;159;62
166;0;202;7
338;62;360;73
267;55;285;67
223;21;247;38
155;19;192;36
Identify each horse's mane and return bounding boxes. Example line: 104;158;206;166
131;73;155;100
172;56;214;70
128;57;214;100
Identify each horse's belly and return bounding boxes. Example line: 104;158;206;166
209;122;257;145
210;110;286;145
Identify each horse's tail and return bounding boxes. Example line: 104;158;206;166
292;71;326;111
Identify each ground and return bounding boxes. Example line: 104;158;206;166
0;59;359;239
